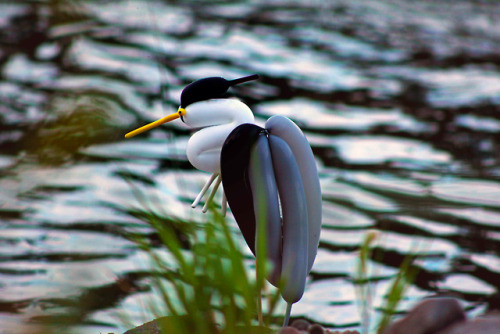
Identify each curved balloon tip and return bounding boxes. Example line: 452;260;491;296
124;127;146;139
124;131;137;139
229;74;260;86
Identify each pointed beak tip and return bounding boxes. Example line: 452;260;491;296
123;110;184;140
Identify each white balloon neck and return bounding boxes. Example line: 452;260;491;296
184;99;255;173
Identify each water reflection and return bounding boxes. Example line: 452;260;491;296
0;0;499;333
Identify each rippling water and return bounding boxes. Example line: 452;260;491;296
1;1;500;333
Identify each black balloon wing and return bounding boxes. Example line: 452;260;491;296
220;123;263;255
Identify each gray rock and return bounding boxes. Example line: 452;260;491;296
435;315;500;334
123;317;163;334
291;319;311;331
278;327;301;334
382;298;465;334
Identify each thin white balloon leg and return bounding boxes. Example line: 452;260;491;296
192;172;218;208
221;190;227;217
283;302;292;327
202;174;222;213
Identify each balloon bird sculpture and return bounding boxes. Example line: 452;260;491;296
125;75;322;326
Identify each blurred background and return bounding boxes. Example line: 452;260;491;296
1;0;500;333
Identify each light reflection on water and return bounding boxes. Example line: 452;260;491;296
0;0;499;333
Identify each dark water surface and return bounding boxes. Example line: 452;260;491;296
1;0;500;333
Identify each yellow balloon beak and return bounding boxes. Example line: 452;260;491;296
125;108;186;138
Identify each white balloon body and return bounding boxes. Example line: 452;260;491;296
183;99;254;173
182;98;322;306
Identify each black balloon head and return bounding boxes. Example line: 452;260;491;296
179;74;259;109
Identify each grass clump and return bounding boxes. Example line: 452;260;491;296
375;252;418;334
353;231;419;334
125;182;281;334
